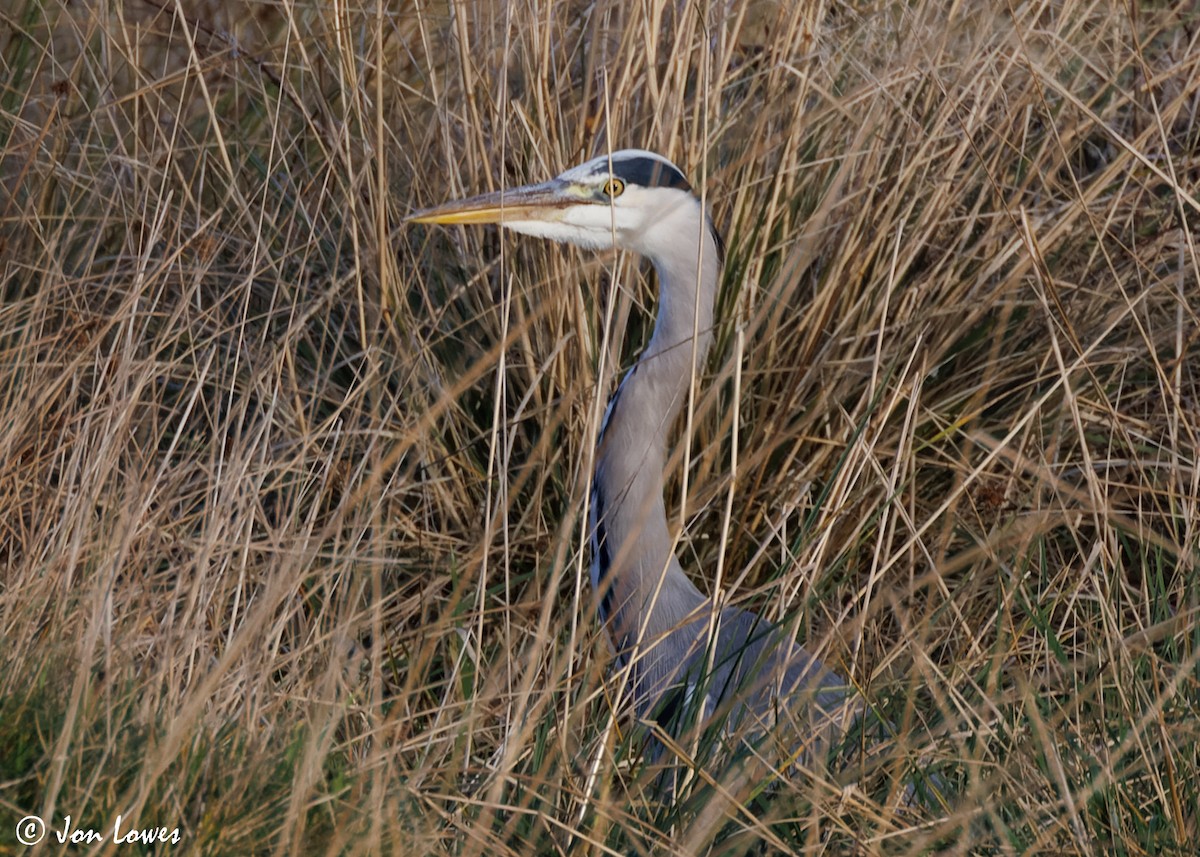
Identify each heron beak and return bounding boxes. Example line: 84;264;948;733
406;180;588;226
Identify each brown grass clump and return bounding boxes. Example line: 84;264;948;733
1;1;1197;854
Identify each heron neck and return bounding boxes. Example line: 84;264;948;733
590;221;722;675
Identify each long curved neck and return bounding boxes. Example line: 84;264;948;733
590;214;722;670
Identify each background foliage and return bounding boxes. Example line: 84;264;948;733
1;1;1197;853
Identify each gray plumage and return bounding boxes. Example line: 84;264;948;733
574;152;860;762
410;150;871;785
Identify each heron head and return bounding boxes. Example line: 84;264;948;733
407;150;707;257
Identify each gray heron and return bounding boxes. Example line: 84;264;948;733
409;150;869;786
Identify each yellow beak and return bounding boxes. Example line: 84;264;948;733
406;180;588;226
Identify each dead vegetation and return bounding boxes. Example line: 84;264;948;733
1;1;1197;854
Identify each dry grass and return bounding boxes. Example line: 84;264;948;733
1;0;1198;854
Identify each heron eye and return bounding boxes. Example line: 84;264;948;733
601;177;625;198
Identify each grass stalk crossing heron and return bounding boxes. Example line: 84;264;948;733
410;150;867;790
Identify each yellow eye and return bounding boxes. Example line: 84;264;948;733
601;177;625;198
